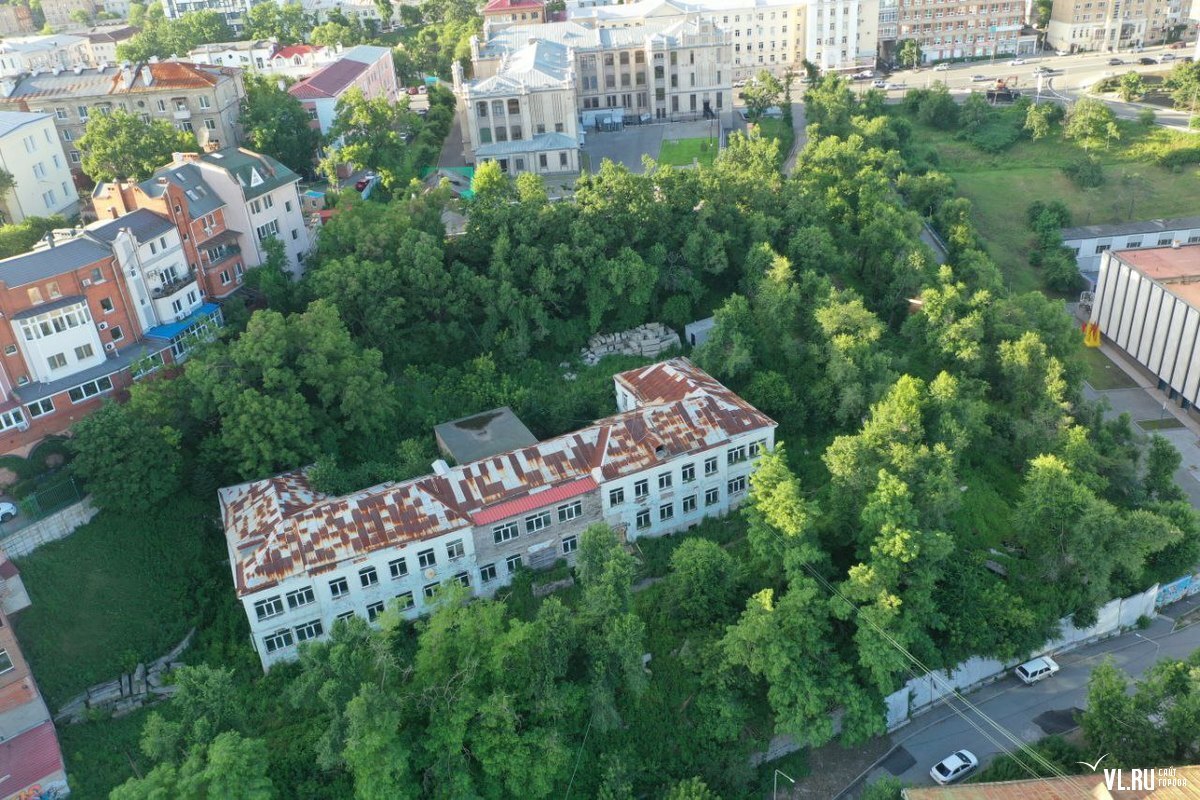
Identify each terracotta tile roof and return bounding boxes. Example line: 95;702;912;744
272;44;324;60
288;58;369;100
484;0;545;10
901;766;1200;800
222;358;775;596
0;720;66;798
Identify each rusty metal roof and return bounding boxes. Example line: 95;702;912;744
221;358;775;596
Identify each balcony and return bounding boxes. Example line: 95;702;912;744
205;244;241;269
173;108;191;121
151;273;198;301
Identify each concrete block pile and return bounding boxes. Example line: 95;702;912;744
580;323;681;366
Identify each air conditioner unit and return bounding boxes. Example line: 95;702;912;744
104;342;115;352
97;321;108;330
81;278;91;287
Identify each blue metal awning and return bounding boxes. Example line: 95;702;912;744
145;303;221;341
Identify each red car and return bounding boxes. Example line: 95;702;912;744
406;86;421;95
354;174;375;191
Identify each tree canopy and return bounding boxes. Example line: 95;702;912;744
78;110;197;182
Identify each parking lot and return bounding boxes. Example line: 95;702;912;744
581;119;721;173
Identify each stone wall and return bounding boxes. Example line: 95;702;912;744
56;629;194;724
1;498;97;559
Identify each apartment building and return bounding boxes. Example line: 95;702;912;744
0;553;69;800
0;4;36;36
0;111;79;224
188;40;340;79
452;39;583;175
0;35;91;78
82;25;141;65
0;62;245;172
892;0;1027;61
484;0;548;27
162;0;252;33
221;358;777;669
1047;0;1178;51
288;45;399;136
41;0;96;28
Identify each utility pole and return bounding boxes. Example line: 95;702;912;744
774;770;796;800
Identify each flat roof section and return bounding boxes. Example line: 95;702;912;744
1114;244;1200;310
434;406;539;464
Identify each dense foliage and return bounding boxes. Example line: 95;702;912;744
63;76;1200;798
239;76;323;177
78;111;198;182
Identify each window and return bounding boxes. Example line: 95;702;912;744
295;619;323;642
264;195;274;209
728;445;748;465
0;649;11;674
683;495;697;513
149;241;158;255
74;344;94;361
1159;237;1176;246
507;98;520;115
366;601;385;621
389;558;408;579
658;471;672;490
493;522;519;544
562;535;579;554
479;127;493;144
336;610;356;622
481;563;498;582
263;629;294;653
454;571;470;587
728;476;747;495
156;99;166;112
681;463;695;483
477;101;488;117
32;162;45;179
67;376;113;403
423;582;439;599
1127;240;1142;248
100;297;114;313
47;353;66;370
609;487;625;505
27;287;42;305
254;595;284;620
2;345;11;356
634;479;649;498
256;220;279;241
704;456;718;476
660;503;674;521
204;119;217;131
26;398;53;419
749;440;766;457
286;587;314;609
510;125;523;141
220;271;231;286
505;554;522;573
69;150;79;163
55;107;66;120
329;576;350;598
395;591;415;609
447;538;465;560
0;409;22;432
110;326;123;342
705;486;720;506
560;152;568;168
636;508;651;529
526;510;551;533
198;95;211;109
359;566;378;587
1095;244;1110;254
418;548;437;569
558;500;582;522
539;153;548;169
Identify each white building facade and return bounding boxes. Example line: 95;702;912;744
221;358;777;669
1062;216;1200;287
0;112;78;224
0;35;91;78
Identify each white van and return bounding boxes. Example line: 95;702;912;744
1015;656;1060;685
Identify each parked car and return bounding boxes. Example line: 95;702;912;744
1015;656;1060;685
931;750;979;785
933;62;951;71
354;173;376;192
417;85;428;94
1138;56;1158;65
406;86;421;95
854;69;875;79
886;81;906;90
1055;48;1070;56
971;74;990;82
0;502;17;523
1033;66;1058;75
1184;56;1196;63
1108;57;1125;65
1009;57;1027;65
1160;53;1176;61
872;79;887;88
1170;41;1187;49
986;86;1021;102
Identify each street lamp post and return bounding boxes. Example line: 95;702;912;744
774;769;796;799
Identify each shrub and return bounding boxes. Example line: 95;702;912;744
1026;200;1072;230
1153;145;1200;169
1138;108;1157;127
1062;155;1105;188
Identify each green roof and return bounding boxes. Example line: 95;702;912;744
200;148;300;200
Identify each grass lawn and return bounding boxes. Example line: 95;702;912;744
1136;417;1185;430
755;117;796;161
658;136;719;167
57;707;152;800
912;119;1200;293
1080;345;1139;390
12;496;225;708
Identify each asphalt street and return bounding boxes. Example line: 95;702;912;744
850;594;1200;794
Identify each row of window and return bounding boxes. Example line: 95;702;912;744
0;372;117;432
609;441;762;506
492;499;583;544
19;302;90;341
1090;235;1200;255
632;479;746;529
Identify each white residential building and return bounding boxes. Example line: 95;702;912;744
221;358;777;669
168;148;310;276
1062;216;1200;287
81;25;140;66
0;35;91;78
0;112;78;223
161;0;253;32
288;45;399;136
187;39;279;73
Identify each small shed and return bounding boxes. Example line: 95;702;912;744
434;406;538;464
684;317;715;348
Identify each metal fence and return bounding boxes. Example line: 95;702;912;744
15;476;85;522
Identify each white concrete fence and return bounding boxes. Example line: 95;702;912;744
884;584;1160;731
0;498;97;558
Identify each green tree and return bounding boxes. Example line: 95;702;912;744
742;69;784;120
862;776;905;800
239;75;321;175
327;88;420;188
1145;434;1186;502
244;1;309;42
69;400;183;514
69;6;91;23
139;665;245;762
112;732;276;800
803;74;855;139
898;38;923;69
664;777;721;799
1065;98;1120;151
78;110;196;182
1164;61;1200;111
127;0;146;25
668;538;737;627
117;9;232;61
916;83;958;130
1118;71;1146;101
0;215;67;258
1024;102;1060;140
342;684;417;800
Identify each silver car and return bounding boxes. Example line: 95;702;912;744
931;750;978;785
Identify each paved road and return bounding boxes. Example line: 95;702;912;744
850;594;1200;794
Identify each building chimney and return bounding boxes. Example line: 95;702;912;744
108;206;118;219
140;64;152;86
1172;239;1182;249
121;65;134;89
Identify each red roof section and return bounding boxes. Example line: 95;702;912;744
288;59;369;100
484;0;545;10
0;721;65;797
472;476;597;525
0;557;17;579
272;44;324;60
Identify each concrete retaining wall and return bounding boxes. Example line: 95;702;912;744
1;498;97;558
